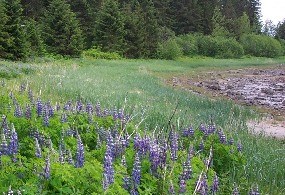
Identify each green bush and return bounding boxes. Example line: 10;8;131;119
215;37;244;58
82;47;123;60
278;39;285;55
240;34;283;57
197;35;244;58
175;34;198;56
157;38;183;60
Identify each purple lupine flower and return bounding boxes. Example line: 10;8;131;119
237;141;242;152
86;102;93;114
207;124;216;134
61;113;68;123
149;139;161;174
25;104;32;119
112;109;118;120
249;185;260;195
197;174;208;195
19;83;26;93
121;155;131;191
159;139;167;168
2;115;8;135
96;101;101;116
133;133;150;155
199;124;207;133
67;149;74;165
42;107;49;127
169;181;175;194
28;88;34;104
75;134;84;168
179;179;187;194
46;101;54;117
182;126;194;137
43;154;51;179
8;124;18;156
118;109;124;120
132;153;141;189
218;130;226;144
228;137;234;145
76;100;83;112
14;105;23;117
103;108;109;116
170;130;178;161
1;133;8;155
36;98;43;117
180;160;192;181
211;173;219;193
35;138;42;158
103;144;115;190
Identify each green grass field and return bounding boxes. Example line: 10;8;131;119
1;57;285;194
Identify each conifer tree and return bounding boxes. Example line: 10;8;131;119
41;0;83;57
94;0;126;54
211;7;230;37
1;0;27;60
0;1;9;58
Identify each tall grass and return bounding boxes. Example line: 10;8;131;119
6;57;285;193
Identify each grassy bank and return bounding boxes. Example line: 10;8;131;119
1;57;285;193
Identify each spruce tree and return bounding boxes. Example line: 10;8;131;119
41;0;83;57
276;20;285;40
94;0;126;54
1;0;27;60
0;1;9;58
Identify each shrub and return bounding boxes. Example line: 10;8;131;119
215;37;244;58
240;34;283;57
175;34;198;57
82;47;122;60
197;35;244;58
157;38;183;60
278;39;285;55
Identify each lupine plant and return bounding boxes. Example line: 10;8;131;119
0;81;252;194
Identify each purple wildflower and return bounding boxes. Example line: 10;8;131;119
96;101;101;116
103;144;114;190
180;159;192;181
149;139;161;174
43;154;51;179
228;137;234;145
182;126;195;137
249;185;260;195
61;113;68;123
170;130;178;161
197;174;208;195
1;133;8;155
211;173;219;193
75;134;84;168
237;141;242;152
25;104;32;119
218;130;226;144
67;150;74;165
179;179;187;194
35;138;42;158
8;124;18;156
14;105;23;117
132;153;141;189
86;102;93;114
36;98;43;117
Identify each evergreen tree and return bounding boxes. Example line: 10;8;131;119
66;0;99;49
94;0;126;54
1;0;27;60
0;0;9;58
276;20;285;40
41;0;83;57
139;0;160;58
211;7;230;37
25;19;45;57
235;12;251;38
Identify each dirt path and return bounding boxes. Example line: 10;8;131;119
171;65;285;138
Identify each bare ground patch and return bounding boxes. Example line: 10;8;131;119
170;64;285;138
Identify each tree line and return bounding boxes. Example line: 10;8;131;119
0;0;284;60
